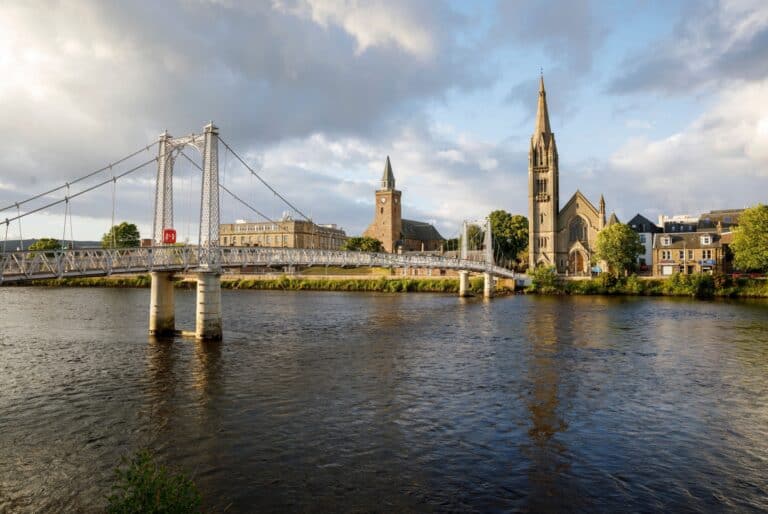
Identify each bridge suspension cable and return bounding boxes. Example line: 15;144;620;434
0;142;158;213
1;156;159;228
218;137;312;222
178;151;277;224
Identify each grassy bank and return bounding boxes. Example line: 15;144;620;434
529;270;768;298
27;274;514;295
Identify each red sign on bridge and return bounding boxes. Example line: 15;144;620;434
162;228;177;245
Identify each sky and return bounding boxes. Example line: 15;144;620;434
1;0;767;243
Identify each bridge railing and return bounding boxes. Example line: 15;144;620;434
1;246;515;284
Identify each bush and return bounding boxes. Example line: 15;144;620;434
529;266;561;294
106;449;201;513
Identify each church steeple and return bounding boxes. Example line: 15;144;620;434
534;74;552;141
381;156;396;191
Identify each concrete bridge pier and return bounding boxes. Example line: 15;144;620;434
483;272;494;299
195;271;222;340
458;270;470;297
149;271;175;336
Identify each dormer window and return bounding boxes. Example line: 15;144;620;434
661;236;671;246
701;235;712;245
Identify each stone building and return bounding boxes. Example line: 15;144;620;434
652;232;726;276
220;216;347;250
528;76;613;274
363;156;444;253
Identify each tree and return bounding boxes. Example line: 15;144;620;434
731;204;768;272
594;223;644;277
29;238;62;251
102;222;140;248
488;210;528;265
342;236;384;252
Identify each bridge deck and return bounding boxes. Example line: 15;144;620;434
0;247;516;284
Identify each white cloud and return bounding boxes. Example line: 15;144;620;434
273;0;436;58
606;79;768;216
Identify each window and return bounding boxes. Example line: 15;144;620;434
569;217;587;242
703;249;712;259
661;236;671;246
540;214;544;224
662;250;671;260
536;178;548;195
639;234;647;244
223;237;228;245
688;250;693;260
678;250;684;259
700;235;711;245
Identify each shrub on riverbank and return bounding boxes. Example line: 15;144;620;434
106;449;201;513
531;272;768;298
24;274;514;295
226;276;465;294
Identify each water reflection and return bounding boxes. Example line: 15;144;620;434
524;300;575;511
144;337;178;436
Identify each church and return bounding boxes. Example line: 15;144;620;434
528;76;616;274
363;157;444;253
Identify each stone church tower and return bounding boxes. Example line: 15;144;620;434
364;156;402;253
528;75;559;269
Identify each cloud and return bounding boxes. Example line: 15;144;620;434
610;0;768;94
593;79;768;219
492;0;607;75
273;0;440;58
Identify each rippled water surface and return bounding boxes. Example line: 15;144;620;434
1;288;768;512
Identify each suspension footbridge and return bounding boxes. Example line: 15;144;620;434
1;123;515;339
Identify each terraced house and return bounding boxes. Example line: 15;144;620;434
652;232;726;276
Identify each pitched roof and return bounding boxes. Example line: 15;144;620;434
401;219;444;242
607;212;620;226
628;213;661;233
653;232;722;249
380;156;396;191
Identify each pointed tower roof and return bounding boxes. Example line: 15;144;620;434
607;212;620;226
534;74;552;140
599;194;605;212
381;156;395;190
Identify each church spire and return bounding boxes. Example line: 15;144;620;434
534;74;552;138
381;155;395;190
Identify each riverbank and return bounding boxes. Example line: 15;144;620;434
530;272;768;298
25;274;517;295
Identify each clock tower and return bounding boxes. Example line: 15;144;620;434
364;156;402;253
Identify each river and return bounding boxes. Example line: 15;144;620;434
0;288;767;512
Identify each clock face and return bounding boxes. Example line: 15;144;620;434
380;197;387;204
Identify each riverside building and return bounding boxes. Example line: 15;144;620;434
220;216;347;250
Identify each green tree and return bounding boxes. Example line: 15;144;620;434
594;223;644;277
342;236;384;252
29;238;62;251
488;210;528;265
731;204;768;272
102;222;141;249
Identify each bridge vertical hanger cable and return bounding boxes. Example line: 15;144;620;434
111;165;117;248
17;205;23;251
62;187;69;249
3;218;9;253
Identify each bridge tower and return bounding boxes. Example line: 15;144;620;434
457;217;494;298
149;123;222;340
195;123;222;340
149;131;176;337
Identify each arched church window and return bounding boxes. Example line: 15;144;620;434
540;214;544;224
569;217;587;243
